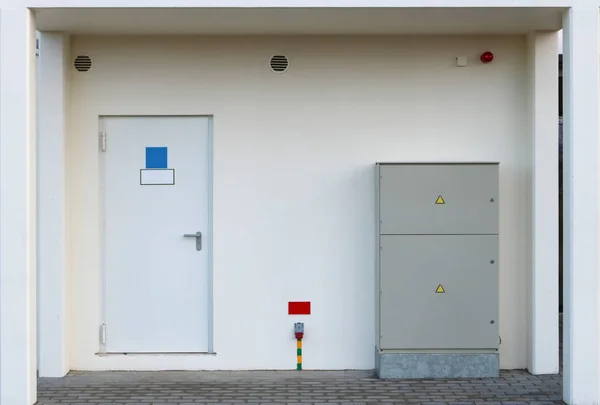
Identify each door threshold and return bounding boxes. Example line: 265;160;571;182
96;352;217;356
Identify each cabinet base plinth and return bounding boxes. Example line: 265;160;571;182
376;351;499;379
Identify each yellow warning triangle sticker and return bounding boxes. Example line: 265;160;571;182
435;195;445;204
435;284;445;294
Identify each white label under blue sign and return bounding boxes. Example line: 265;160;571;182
140;169;175;185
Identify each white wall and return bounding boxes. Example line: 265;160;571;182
68;35;529;371
526;31;559;375
558;29;563;53
0;8;38;404
37;32;71;377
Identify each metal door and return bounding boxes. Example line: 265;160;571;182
103;116;210;353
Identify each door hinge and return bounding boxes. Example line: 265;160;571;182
100;324;106;345
100;132;107;152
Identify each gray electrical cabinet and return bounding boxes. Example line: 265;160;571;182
375;163;500;379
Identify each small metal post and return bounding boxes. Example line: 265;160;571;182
294;322;304;371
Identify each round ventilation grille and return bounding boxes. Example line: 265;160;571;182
74;55;92;72
270;55;289;73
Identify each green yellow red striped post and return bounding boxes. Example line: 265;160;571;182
296;338;302;370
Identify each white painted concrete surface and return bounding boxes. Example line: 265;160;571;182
526;31;559;376
0;7;37;405
37;32;70;378
557;30;563;53
17;0;589;9
67;35;533;371
33;8;564;35
561;7;600;405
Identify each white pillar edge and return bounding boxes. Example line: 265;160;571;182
562;6;600;405
0;7;38;405
37;31;70;378
526;31;560;376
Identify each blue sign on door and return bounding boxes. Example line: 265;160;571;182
145;147;168;169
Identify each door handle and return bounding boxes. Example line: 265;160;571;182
183;231;202;251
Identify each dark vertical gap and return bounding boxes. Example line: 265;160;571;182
558;53;563;368
558;54;563;316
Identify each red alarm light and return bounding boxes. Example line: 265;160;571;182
480;51;494;63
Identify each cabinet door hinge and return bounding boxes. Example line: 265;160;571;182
100;324;106;345
100;132;107;152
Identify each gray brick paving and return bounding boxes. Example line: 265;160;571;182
35;369;564;405
35;313;566;404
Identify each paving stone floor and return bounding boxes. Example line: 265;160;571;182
36;315;565;404
36;369;564;405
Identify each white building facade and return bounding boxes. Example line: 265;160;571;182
0;1;597;404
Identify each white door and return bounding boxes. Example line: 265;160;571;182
103;116;210;353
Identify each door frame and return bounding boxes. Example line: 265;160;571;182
97;114;215;354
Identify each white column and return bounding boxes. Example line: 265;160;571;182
526;31;559;375
0;7;38;405
562;7;600;405
37;32;70;377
